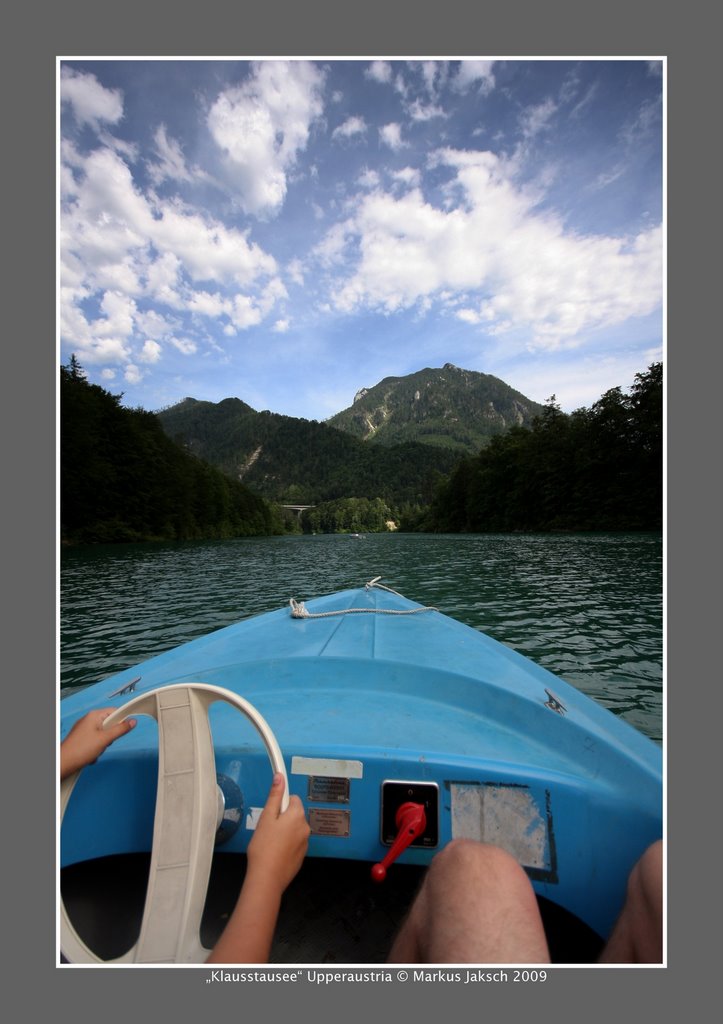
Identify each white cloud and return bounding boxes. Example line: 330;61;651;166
135;308;176;341
61;66;124;130
332;115;367;140
75;337;131;365
374;61;452;121
146;251;184;308
60;148;151;272
59;61;662;417
124;364;144;385
312;220;352;267
365;61;392;84
62;144;278;305
151;202;277;287
147;124;194;185
594;163;626;190
392;167;421;188
358;167;380;189
98;130;138;163
170;336;198;355
418;60;447;96
407;99;447;122
379;123;406;151
230;295;263;330
456;308;482;324
319;147;662;350
187;289;230;318
569;82;599;119
59;288;92;347
590;95;661;194
287;258;305;285
519;98;558;139
60;141;282;371
95;290;137;338
207;61;325;217
140;340;162;363
332;189;458;312
261;277;289;308
619;97;661;146
94;257;144;296
452;61;496;94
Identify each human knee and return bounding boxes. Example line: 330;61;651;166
431;838;498;871
628;840;663;913
418;840;548;963
429;839;527;888
623;840;663;962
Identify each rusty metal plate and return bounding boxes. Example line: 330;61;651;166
309;808;351;837
307;776;351;803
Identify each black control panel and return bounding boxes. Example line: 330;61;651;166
380;780;439;848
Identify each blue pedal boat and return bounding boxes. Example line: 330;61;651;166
59;579;662;965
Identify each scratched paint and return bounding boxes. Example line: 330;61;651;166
450;784;549;869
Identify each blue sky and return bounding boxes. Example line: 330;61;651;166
59;58;663;420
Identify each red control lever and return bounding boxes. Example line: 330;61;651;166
371;801;427;882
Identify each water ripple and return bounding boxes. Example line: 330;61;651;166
61;533;662;741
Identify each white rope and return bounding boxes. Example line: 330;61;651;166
289;577;437;619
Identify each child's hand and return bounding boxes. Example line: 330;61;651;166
246;773;310;895
60;708;137;780
206;773;310;963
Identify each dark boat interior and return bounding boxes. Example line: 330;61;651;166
61;852;604;965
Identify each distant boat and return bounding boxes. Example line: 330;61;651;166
60;578;662;964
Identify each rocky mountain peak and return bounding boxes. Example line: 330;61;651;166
327;365;545;452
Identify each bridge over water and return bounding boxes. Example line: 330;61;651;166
280;504;315;518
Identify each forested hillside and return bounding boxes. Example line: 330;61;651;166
157;398;459;508
61;359;283;544
61;357;663;544
418;364;662;533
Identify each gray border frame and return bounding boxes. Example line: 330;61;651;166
6;0;720;1018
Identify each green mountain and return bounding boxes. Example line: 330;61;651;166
327;363;546;452
156;398;459;508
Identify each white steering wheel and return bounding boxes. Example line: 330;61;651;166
60;683;288;964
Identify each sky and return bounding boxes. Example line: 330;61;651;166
58;58;664;420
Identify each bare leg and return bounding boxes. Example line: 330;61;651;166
387;839;550;964
598;840;663;963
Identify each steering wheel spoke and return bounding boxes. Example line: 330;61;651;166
60;683;288;964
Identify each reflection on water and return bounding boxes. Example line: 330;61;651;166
60;533;662;741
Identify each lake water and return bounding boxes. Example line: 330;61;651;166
60;532;663;742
